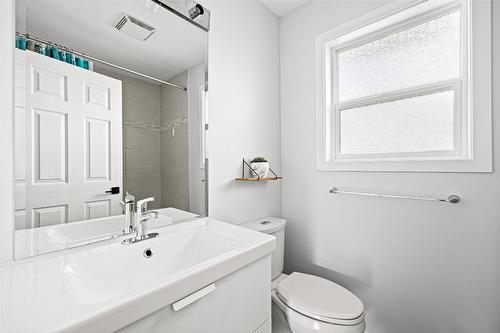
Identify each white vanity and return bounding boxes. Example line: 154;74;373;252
1;216;275;332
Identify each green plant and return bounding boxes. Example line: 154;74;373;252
251;157;267;163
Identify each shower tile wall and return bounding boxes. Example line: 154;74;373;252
161;71;189;211
96;68;162;208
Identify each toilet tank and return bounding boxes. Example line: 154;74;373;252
241;217;286;280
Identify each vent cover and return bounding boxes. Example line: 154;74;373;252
114;13;156;41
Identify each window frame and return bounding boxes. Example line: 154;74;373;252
315;0;492;172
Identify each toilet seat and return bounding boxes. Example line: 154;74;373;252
276;272;365;325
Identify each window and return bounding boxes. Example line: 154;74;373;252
316;0;492;172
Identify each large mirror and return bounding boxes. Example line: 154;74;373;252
14;0;209;259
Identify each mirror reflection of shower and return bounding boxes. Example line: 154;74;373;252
93;59;205;214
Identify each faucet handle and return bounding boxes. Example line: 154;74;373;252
124;192;135;203
138;211;159;223
120;192;136;214
137;197;155;213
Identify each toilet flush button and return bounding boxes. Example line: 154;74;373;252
241;217;286;234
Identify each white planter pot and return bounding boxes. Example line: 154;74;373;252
250;162;270;178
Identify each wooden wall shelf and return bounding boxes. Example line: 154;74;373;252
235;159;282;181
235;176;283;181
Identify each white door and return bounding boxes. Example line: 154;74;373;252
16;50;122;229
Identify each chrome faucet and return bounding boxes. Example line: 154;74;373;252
120;192;136;234
136;197;159;240
121;194;159;244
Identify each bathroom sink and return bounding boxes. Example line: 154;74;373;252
64;225;240;304
14;208;194;258
1;217;275;333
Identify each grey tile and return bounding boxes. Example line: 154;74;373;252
124;127;160;151
124;170;161;193
123;100;160;124
124;148;161;171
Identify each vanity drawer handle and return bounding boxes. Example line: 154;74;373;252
172;283;216;311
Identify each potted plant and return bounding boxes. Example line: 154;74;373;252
250;157;269;178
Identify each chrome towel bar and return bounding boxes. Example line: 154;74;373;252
329;187;460;204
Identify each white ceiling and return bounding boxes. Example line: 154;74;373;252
259;0;311;17
17;0;206;81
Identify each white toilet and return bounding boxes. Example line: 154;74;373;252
242;217;366;333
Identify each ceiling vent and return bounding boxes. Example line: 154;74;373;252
114;13;156;41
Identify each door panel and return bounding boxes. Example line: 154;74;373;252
84;82;111;110
84;200;111;220
33;108;67;183
31;66;68;101
85;118;111;181
33;204;68;228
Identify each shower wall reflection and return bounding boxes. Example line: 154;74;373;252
96;65;205;213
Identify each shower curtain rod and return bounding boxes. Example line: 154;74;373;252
17;32;187;91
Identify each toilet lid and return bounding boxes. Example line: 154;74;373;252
276;272;364;322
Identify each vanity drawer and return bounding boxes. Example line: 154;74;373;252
117;255;272;333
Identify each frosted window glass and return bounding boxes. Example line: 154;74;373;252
339;90;455;155
337;11;461;101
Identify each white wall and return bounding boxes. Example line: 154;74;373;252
280;1;500;332
204;0;281;223
188;63;207;215
0;0;15;262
